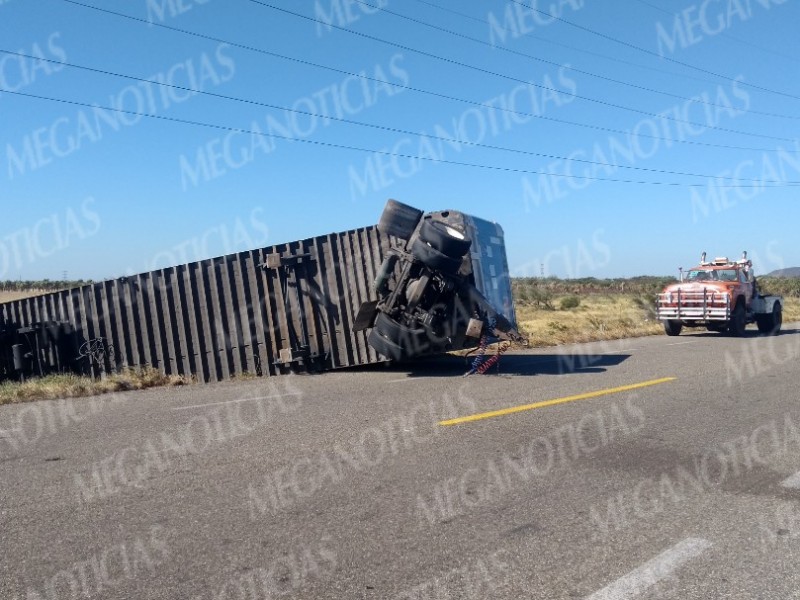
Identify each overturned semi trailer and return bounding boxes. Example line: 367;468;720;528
0;200;521;383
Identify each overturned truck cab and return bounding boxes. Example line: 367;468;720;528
356;200;524;361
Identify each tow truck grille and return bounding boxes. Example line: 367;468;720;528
656;290;730;321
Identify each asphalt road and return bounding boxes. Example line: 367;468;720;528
2;325;800;599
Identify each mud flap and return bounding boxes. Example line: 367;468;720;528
353;301;379;332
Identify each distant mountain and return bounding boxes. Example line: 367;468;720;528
765;267;800;277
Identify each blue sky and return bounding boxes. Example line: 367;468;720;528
1;0;799;281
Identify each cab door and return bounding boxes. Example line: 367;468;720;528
739;268;754;307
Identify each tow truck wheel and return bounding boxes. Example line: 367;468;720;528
756;302;782;335
664;320;682;336
418;219;471;258
378;199;424;241
772;302;783;335
728;301;746;336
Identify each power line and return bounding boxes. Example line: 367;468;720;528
5;89;800;188
505;0;800;102
54;0;799;154
410;0;734;89
4;48;793;184
343;0;799;121
247;0;792;142
633;0;800;65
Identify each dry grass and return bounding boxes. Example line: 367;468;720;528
517;294;662;348
0;291;41;303
0;367;190;405
781;298;800;322
515;295;800;348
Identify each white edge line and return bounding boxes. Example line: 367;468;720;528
667;341;697;346
584;538;712;600
172;392;302;411
781;471;800;489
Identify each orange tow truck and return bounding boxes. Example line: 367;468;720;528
656;252;782;336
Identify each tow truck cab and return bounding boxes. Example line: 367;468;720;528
655;252;782;336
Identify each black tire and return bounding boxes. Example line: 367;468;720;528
418;219;471;258
370;313;432;360
368;327;405;361
410;237;462;275
756;302;782;335
377;199;423;241
773;303;783;335
728;301;746;336
664;320;682;336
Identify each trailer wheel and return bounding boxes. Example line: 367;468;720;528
728;301;746;336
756;302;782;335
410;237;462;275
664;320;682;336
378;199;423;241
418;219;471;258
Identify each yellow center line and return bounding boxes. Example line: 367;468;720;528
439;377;676;426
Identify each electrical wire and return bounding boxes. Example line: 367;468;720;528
343;0;799;121
247;0;794;142
633;0;800;65
466;318;493;375
475;341;510;375
409;0;737;89
505;0;800;102
54;0;800;154
4;49;795;184
6;88;800;188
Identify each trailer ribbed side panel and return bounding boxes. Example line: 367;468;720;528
0;226;391;382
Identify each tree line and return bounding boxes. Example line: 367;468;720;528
511;275;800;309
4;274;799;300
0;280;93;292
758;276;800;298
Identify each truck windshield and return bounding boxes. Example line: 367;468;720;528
686;269;737;282
715;269;738;281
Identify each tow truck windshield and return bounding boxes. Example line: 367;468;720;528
685;269;737;282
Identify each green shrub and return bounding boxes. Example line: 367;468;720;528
560;295;581;310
